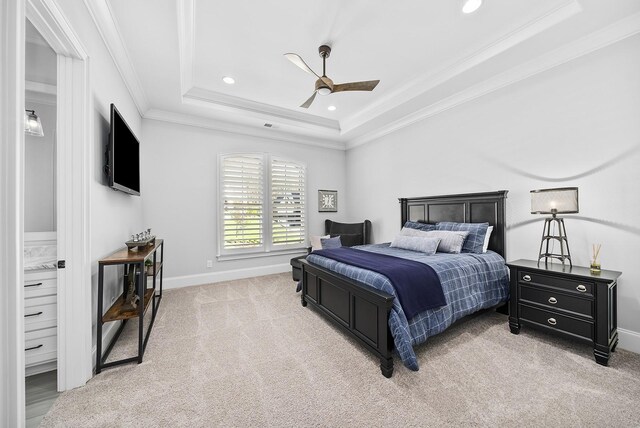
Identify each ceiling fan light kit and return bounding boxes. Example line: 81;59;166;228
284;44;380;108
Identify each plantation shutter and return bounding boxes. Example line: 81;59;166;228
221;155;264;249
271;158;305;246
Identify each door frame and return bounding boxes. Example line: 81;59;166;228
27;0;92;392
1;0;92;425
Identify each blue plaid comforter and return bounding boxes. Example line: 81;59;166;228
306;243;509;370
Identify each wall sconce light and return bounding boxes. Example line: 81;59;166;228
24;109;44;137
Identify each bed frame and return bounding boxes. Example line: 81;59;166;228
300;190;508;377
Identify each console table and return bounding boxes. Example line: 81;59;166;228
95;239;164;373
507;259;621;365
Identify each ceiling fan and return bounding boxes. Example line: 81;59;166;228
284;45;380;108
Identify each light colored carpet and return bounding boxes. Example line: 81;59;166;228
42;273;640;427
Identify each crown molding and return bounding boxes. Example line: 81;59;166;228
144;108;346;151
177;0;339;136
341;0;582;136
82;0;149;115
25;80;56;95
346;11;640;150
183;87;340;134
25;80;56;106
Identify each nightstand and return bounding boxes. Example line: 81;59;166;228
507;259;621;366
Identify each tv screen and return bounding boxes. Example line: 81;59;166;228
108;103;140;195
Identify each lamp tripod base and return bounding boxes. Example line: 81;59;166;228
537;216;572;267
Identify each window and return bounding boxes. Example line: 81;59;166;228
219;154;306;256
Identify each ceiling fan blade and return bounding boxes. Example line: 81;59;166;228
284;53;322;80
300;91;317;108
332;80;380;93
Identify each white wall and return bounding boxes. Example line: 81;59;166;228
25;38;56;86
54;1;145;357
141;119;347;287
24;101;56;232
346;35;640;349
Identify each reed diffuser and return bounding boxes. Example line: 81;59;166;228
590;244;601;274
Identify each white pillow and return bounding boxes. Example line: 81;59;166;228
400;227;432;238
310;235;330;252
421;230;469;254
482;226;494;253
390;235;441;255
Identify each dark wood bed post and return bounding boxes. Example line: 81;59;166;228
300;191;508;377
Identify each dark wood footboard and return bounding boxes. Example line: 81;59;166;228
300;259;396;377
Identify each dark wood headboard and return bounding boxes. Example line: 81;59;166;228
399;191;508;258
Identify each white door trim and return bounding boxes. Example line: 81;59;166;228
0;1;26;426
26;0;92;392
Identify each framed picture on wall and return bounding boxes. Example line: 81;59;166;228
318;190;338;212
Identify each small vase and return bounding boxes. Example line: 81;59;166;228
146;266;154;276
590;260;601;275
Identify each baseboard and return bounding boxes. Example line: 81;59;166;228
163;263;291;290
25;361;56;377
618;328;640;354
91;320;121;371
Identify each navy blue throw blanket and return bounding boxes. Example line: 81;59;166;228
313;247;446;318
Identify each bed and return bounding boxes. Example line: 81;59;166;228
299;191;509;377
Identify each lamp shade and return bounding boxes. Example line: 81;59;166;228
531;187;579;214
24;110;44;137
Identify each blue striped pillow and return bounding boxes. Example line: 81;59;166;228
436;222;489;254
403;221;436;232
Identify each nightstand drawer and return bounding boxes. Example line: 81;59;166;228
520;304;593;340
520;285;593;318
519;271;593;297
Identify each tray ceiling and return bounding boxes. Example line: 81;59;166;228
91;0;640;148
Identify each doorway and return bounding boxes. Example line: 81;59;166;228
1;2;92;426
24;19;59;427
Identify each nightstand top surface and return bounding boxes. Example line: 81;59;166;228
507;259;621;282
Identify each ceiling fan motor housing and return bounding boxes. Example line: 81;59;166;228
315;76;333;95
318;45;331;58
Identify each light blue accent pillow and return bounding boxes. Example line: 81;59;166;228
436;222;489;254
321;236;342;249
403;221;436;232
390;235;441;255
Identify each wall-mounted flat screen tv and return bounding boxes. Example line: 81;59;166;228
107;103;140;196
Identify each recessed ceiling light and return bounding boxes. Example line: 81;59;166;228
462;0;482;14
222;76;235;85
327;105;336;111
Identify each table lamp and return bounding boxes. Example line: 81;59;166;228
531;187;579;267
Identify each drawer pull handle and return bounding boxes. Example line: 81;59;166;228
522;275;532;282
24;282;42;288
576;285;587;292
548;297;557;305
24;311;43;318
25;344;43;351
547;318;557;326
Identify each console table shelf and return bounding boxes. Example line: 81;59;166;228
147;262;163;277
95;239;164;373
102;288;155;323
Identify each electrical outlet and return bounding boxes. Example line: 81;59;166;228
206;260;213;268
111;295;116;304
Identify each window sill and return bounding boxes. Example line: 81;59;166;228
216;248;308;262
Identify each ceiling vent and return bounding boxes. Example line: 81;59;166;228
263;123;273;128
